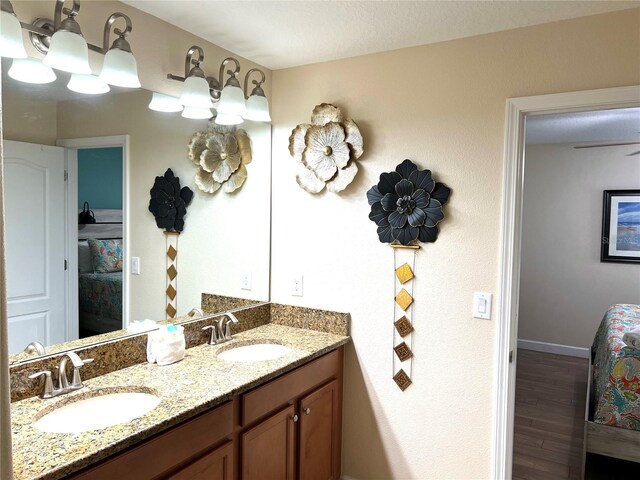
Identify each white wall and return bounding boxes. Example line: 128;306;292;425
518;143;640;348
270;9;640;479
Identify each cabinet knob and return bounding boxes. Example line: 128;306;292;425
304;407;311;415
291;414;299;422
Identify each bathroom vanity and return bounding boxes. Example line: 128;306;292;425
70;347;342;480
10;321;348;480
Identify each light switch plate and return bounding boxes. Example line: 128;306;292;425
241;271;252;290
131;256;140;275
473;292;492;320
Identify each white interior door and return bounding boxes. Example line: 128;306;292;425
4;140;67;354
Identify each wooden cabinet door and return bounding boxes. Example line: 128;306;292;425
298;380;340;480
241;405;296;480
168;441;234;480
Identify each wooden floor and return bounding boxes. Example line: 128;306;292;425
512;349;589;480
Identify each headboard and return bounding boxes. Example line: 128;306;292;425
78;209;123;240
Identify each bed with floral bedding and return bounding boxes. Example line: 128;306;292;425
78;238;123;334
78;272;123;334
585;304;640;466
591;304;640;431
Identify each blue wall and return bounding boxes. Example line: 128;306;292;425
77;147;123;209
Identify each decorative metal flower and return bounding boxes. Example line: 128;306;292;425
367;159;451;245
189;123;252;194
149;168;194;232
289;103;364;194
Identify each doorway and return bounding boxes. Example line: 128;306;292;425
492;86;640;480
58;135;129;338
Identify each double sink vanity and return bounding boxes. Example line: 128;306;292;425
10;303;350;480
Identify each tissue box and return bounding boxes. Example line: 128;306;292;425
147;325;186;366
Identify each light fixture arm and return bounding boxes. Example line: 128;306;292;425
243;68;266;99
185;45;205;77
218;57;241;87
102;12;133;53
53;0;80;32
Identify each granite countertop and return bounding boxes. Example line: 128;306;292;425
11;324;349;480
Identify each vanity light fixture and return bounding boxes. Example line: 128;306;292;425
98;13;140;88
215;57;246;117
181;106;214;120
8;57;57;84
0;0;141;90
166;46;270;123
67;73;110;94
148;92;183;113
243;68;271;122
0;0;27;58
214;112;243;126
176;46;214;108
42;0;91;74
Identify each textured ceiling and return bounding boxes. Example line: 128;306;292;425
525;108;640;144
123;0;639;70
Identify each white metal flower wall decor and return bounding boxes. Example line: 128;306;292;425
188;123;252;194
288;103;364;193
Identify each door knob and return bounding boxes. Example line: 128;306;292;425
304;407;311;415
291;414;299;422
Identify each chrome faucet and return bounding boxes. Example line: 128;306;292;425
202;312;240;345
29;351;93;399
188;307;204;318
23;341;46;356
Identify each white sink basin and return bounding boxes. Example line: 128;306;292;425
217;343;292;362
34;391;161;433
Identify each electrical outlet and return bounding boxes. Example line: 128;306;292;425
292;275;303;297
131;256;140;275
241;271;252;290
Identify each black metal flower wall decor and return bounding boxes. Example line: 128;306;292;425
367;159;451;246
149;168;194;232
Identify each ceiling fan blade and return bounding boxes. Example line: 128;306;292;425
574;141;640;149
626;150;640;156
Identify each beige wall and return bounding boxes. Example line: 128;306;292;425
270;9;640;479
519;143;640;348
1;91;57;145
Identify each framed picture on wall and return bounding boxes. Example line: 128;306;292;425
601;190;640;264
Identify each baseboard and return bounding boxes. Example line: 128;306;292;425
517;339;590;358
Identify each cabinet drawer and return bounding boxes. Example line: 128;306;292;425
242;348;341;426
70;401;234;480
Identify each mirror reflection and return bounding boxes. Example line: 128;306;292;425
2;59;271;357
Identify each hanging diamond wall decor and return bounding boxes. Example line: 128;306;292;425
366;159;452;392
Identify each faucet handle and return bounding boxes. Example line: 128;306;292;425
202;325;221;345
70;358;93;389
29;370;54;398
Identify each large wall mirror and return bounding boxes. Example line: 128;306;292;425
2;58;271;359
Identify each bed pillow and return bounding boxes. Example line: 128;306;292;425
78;240;94;274
88;239;123;273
